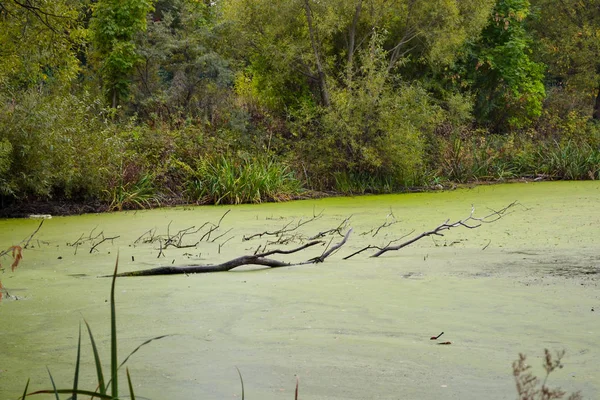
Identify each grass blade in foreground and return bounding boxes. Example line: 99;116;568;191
110;256;119;399
84;319;106;394
72;323;82;400
45;367;59;400
126;367;136;400
21;379;29;400
236;367;244;400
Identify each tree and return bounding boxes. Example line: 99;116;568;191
90;0;154;108
131;0;232;122
222;0;494;111
0;0;85;92
465;0;545;131
531;0;600;120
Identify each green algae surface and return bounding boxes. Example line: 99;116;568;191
1;181;599;399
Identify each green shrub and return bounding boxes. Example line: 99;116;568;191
0;89;124;200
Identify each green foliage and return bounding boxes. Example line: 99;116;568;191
536;140;600;180
3;0;600;207
90;0;154;107
466;0;545;131
187;156;303;205
222;0;494;112
333;171;394;195
0;0;85;92
106;173;159;211
531;0;600;119
0;138;13;195
131;0;233;122
298;36;443;190
436;130;600;182
0;89;124;199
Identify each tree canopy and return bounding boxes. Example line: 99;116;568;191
1;0;599;207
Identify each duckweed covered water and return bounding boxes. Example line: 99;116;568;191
1;181;599;399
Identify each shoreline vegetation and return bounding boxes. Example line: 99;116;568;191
2;0;600;217
0;174;596;218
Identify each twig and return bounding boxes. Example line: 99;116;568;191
199;209;231;241
89;236;120;254
344;230;415;260
360;210;397;237
23;220;45;249
210;228;233;243
243;211;323;241
309;215;352;239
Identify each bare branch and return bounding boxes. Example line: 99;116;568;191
89;236;120;254
309;215;352;240
306;228;353;264
371;202;519;257
360;210;397;237
243;211;323;241
22;219;44;249
111;241;325;277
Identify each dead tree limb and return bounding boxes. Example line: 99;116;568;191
306;228;353;264
309;216;351;240
23;220;45;249
199;209;231;242
344;229;415;260
369;201;519;258
89;236;121;254
243;211;323;241
360;209;397;237
111;240;328;277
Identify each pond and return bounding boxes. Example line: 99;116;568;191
1;181;599;399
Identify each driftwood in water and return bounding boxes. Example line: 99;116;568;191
344;201;520;259
112;229;353;277
109;201;518;277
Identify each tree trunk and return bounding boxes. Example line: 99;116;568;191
346;0;362;83
303;0;330;107
593;86;600;120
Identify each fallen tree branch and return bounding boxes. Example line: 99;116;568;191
111;240;328;277
369;201;519;258
343;229;415;260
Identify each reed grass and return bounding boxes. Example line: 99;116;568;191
188;156;303;204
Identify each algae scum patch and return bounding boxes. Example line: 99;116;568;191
0;181;599;399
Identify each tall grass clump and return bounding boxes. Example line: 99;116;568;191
535;140;600;180
105;172;160;211
187;156;303;204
